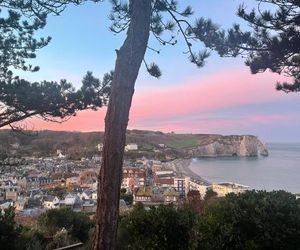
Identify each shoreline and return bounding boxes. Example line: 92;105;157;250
163;158;211;185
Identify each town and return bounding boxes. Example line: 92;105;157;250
0;141;249;217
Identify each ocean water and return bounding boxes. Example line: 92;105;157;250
189;143;300;193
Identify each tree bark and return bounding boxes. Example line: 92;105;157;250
93;1;152;249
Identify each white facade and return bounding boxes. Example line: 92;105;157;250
43;196;60;209
125;143;138;151
212;182;249;197
185;177;209;198
174;178;185;196
92;192;97;200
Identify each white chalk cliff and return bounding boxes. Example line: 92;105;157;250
186;135;268;157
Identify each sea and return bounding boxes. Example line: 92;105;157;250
189;143;300;193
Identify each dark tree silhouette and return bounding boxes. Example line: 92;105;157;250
0;0;110;130
193;0;300;93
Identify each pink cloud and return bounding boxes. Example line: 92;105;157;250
129;114;293;134
130;68;285;122
24;67;296;132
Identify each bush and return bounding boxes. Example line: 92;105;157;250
198;190;300;250
117;203;198;250
38;208;93;243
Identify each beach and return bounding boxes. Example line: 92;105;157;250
163;158;210;185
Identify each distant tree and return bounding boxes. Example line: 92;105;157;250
198;190;300;250
45;228;74;250
37;208;93;243
22;229;48;250
186;190;203;213
203;188;218;201
117;204;198;250
194;0;300;92
0;207;25;250
46;186;67;199
120;192;133;205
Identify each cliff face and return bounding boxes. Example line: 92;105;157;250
186;135;268;157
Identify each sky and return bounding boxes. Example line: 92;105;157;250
15;0;300;143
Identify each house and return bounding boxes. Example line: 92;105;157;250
15;198;28;211
57;149;66;159
125;143;138;151
43;196;60;209
80;190;93;200
122;168;146;189
0;180;20;201
66;177;80;187
151;160;162;173
0;201;13;211
212;182;249;197
80;170;98;187
154;171;174;187
133;187;152;204
92;155;101;163
163;187;180;204
20;176;52;190
97;143;103;152
5;191;18;201
91;190;97;200
81;200;96;213
62;194;82;211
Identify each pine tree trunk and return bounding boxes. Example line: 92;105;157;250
93;1;151;249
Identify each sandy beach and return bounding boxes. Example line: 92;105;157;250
163;158;210;185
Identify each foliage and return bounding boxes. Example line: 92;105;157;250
203;188;218;201
0;71;112;129
186;190;203;213
0;207;26;250
117;203;198;250
194;0;300;92
45;228;74;250
21;229;48;250
0;1;111;129
37;207;93;243
198;190;300;250
46;186;67;199
120;192;133;205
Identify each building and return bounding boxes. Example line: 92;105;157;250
43;196;60;209
80;170;98;187
81;200;96;213
19;176;52;190
97;143;103;152
212;182;249;197
66;177;80;187
0;180;20;201
133;187;152;204
154;171;174;187
122;168;146;189
163;187;180;204
185;177;209;198
151;160;162;173
174;178;186;196
125;143;138;151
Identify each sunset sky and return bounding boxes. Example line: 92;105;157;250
17;1;300;142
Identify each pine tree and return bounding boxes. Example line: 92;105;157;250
193;0;300;93
0;0;110;130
